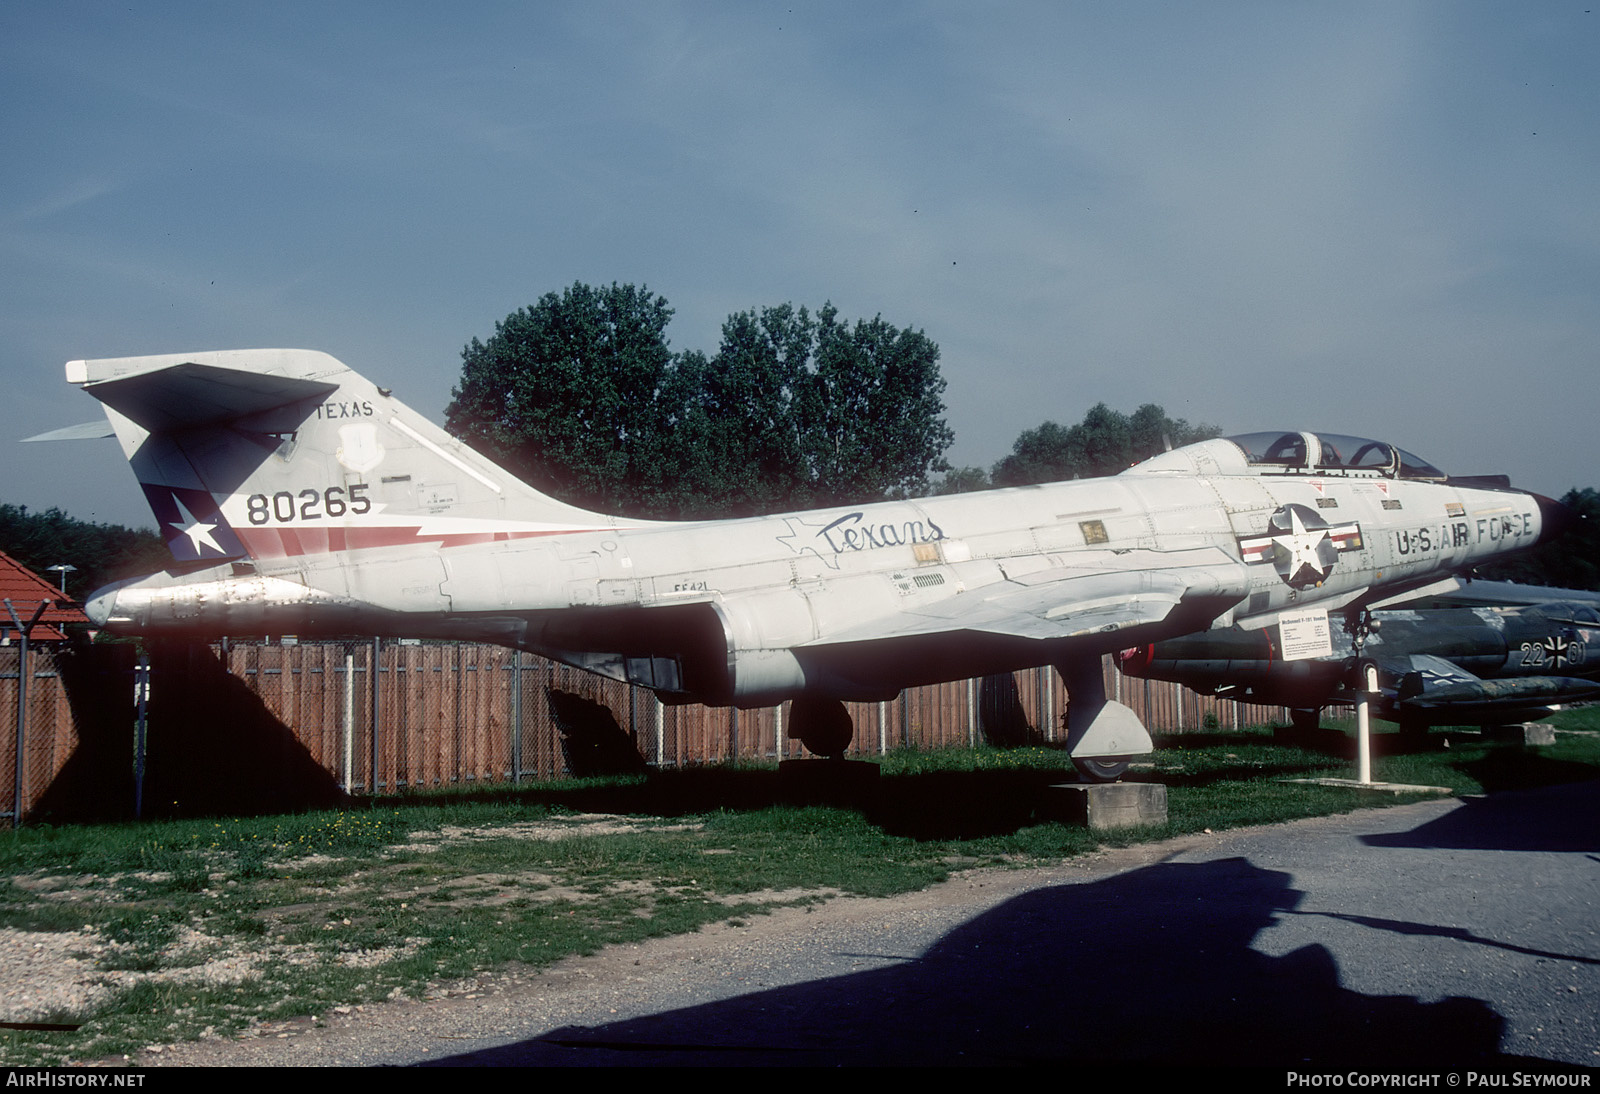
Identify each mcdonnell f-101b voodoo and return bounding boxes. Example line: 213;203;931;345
38;349;1564;778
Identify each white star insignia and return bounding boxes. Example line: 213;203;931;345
1272;508;1334;586
168;496;224;556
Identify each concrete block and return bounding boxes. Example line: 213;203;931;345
1045;781;1168;829
1486;723;1557;746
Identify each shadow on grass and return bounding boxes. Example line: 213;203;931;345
316;728;1600;845
359;739;1350;842
367;755;1100;840
1446;748;1600;795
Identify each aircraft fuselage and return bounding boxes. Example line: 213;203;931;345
92;434;1546;707
47;351;1561;763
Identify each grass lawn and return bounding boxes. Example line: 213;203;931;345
3;707;1597;1065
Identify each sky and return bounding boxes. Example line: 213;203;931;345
3;1;1597;531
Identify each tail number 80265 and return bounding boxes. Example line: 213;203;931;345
246;485;372;525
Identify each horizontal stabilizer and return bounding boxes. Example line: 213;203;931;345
70;359;339;432
1386;653;1482;687
22;421;117;442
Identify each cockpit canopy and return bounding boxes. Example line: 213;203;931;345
1225;431;1447;480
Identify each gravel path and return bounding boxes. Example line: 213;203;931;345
112;847;1149;1066
105;781;1600;1067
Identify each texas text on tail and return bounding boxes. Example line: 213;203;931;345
38;349;1566;777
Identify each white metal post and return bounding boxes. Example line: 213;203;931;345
1355;662;1376;784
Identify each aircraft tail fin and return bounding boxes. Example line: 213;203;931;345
65;349;633;566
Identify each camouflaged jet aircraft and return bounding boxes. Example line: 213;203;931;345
37;349;1565;778
1118;599;1600;733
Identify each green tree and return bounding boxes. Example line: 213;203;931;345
445;282;676;514
931;466;991;495
991;403;1220;486
0;503;167;601
799;304;954;507
660;304;816;517
447;288;955;518
1475;487;1599;591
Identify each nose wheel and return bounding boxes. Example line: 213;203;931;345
1059;658;1151;783
1073;755;1131;782
787;696;855;759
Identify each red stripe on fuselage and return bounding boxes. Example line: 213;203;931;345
234;525;602;560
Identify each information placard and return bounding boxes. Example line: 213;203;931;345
1278;609;1333;661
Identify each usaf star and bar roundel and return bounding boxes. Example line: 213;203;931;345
1237;503;1364;590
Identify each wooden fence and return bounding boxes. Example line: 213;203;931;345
2;640;1290;823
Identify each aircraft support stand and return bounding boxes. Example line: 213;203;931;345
1355;661;1376;785
1288;661;1450;797
1046;781;1167;829
1046;658;1167;826
778;697;879;801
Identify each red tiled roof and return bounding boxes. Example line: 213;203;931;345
0;550;91;642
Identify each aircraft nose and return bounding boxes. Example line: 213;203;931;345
1532;492;1577;545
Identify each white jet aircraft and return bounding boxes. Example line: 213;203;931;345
35;349;1563;778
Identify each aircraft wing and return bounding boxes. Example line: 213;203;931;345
804;547;1250;645
1387;653;1600;714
